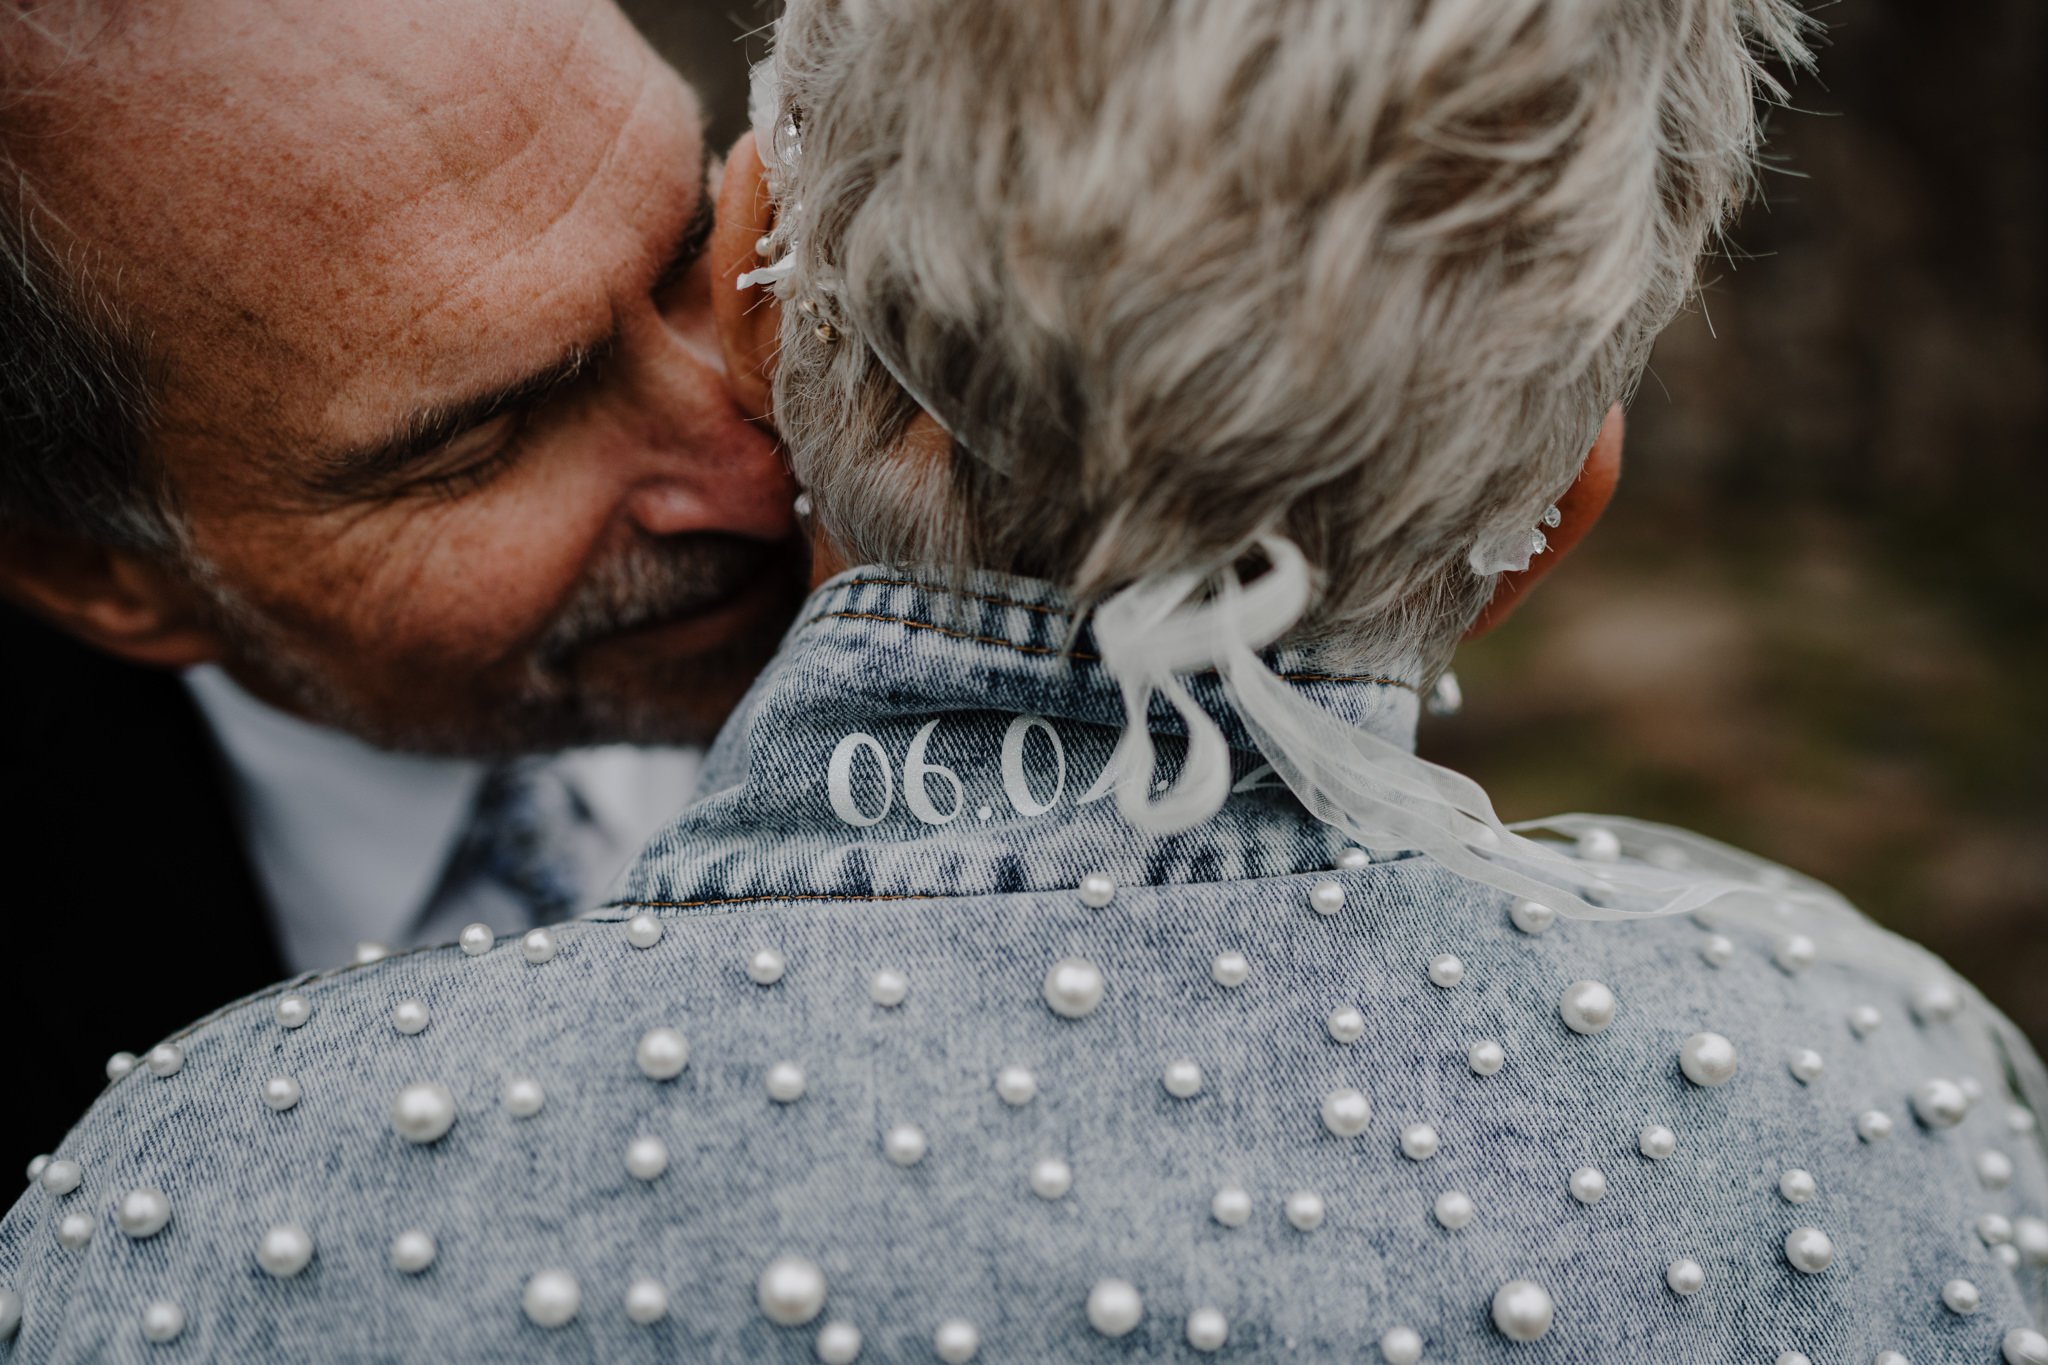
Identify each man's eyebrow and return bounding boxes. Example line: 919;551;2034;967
303;336;615;497
652;145;718;297
304;144;709;498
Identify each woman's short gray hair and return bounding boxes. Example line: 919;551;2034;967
759;0;1809;675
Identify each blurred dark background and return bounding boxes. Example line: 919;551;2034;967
629;0;2045;1043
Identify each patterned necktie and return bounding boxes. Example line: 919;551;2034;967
449;761;587;927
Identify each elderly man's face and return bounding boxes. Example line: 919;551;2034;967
21;0;804;751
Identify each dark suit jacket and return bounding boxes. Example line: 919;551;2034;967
1;603;284;1159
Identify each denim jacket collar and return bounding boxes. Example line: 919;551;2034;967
610;566;1420;910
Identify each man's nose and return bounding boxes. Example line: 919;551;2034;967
610;291;797;543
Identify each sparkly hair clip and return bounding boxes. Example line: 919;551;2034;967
1468;504;1563;577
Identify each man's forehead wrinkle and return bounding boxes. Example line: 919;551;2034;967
338;42;695;403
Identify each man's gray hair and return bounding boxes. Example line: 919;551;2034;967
760;0;1810;676
2;5;173;553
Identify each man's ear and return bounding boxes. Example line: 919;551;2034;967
1464;402;1624;640
711;131;783;425
0;528;224;669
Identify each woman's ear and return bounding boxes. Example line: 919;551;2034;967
1464;403;1625;640
711;131;783;425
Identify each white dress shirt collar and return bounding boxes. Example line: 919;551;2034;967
186;665;699;973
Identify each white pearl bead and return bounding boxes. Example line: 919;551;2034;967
1788;1049;1824;1083
1433;1190;1476;1230
757;1256;828;1327
2013;1105;2040;1134
503;1077;544;1117
1211;1186;1252;1227
24;1154;47;1183
1308;880;1346;916
140;1298;186;1343
1321;1087;1372;1137
1784;1227;1835;1274
869;969;909;1007
1638;1125;1677;1160
1976;1149;2014;1190
1085;1278;1143;1338
1427;953;1465;988
1078;873;1116;908
884;1123;928;1166
1998;1242;2023;1267
1873;1352;1908;1365
256;1222;314;1277
0;1288;17;1341
1958;1075;1984;1103
2016;1216;2048;1264
933;1319;979;1362
1042;958;1105;1019
1284;1189;1325;1231
275;994;312;1029
1490;1279;1554;1341
116;1187;171;1238
1162;1060;1203;1099
391;999;431;1035
1911;1078;1968;1129
1337;848;1372;871
1379;1326;1423;1364
262;1076;302;1112
1847;1004;1883;1038
40;1159;81;1195
624;1276;668;1324
1978;1213;2013;1245
1773;934;1816;973
1941;1278;1981;1315
994;1066;1037;1106
523;1268;581;1327
1777;1354;1814;1365
1468;1040;1506;1076
106;1051;139;1081
1186;1306;1229;1353
1679;1032;1739;1087
391;1081;457;1144
1856;1109;1894;1142
1509;898;1557;934
766;1062;808;1103
1210;951;1251;988
1779;1168;1817;1204
391;1229;436;1273
1569;1167;1607;1204
625;1136;669;1181
56;1211;93;1249
1400;1123;1440;1161
747;948;787;984
1699;934;1734;967
458;923;494;956
624;913;664;950
145;1043;183;1077
1559;980;1617;1035
2006;1328;2048;1365
520;928;557;964
815;1320;863;1363
1911;979;1961;1024
1578;827;1621;862
354;940;392;964
1326;1006;1367;1044
1666;1258;1704;1295
636;1027;690;1080
1029;1157;1072;1200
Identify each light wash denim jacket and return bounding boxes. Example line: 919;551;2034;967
4;568;2045;1363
